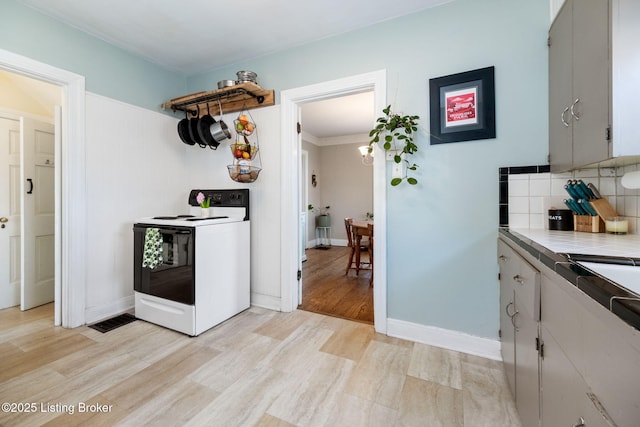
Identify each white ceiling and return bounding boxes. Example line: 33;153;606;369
17;0;451;75
15;0;451;138
300;91;374;140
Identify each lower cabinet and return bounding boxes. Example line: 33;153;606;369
513;298;540;427
498;239;541;427
499;235;638;427
540;327;611;427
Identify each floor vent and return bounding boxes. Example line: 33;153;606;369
88;313;136;333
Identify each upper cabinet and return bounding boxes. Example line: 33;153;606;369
549;0;640;172
548;0;610;172
610;0;640;158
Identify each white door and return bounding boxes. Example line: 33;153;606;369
296;107;303;306
20;117;55;310
0;117;21;309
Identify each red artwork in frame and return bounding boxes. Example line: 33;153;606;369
429;66;495;144
445;87;477;128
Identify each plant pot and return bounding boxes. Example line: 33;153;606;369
316;215;331;227
200;207;210;217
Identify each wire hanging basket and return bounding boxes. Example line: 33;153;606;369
227;107;262;183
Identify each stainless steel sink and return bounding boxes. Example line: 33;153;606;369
578;261;640;296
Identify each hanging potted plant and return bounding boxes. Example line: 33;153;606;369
368;105;420;186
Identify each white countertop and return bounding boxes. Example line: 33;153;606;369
508;228;640;259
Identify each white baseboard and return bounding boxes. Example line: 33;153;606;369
387;318;502;361
305;239;347;249
85;295;134;324
251;292;282;312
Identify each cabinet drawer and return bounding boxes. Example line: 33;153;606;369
498;239;541;321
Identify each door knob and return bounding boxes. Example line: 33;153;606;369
0;217;8;223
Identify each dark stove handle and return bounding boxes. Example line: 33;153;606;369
133;226;193;235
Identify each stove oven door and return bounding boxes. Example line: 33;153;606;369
133;224;195;305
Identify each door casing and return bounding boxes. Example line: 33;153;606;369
280;70;388;333
0;48;86;327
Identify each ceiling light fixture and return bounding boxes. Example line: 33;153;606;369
358;145;374;165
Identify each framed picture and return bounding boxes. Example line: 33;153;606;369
429;66;495;144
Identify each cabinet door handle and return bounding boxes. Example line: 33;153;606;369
513;274;525;285
570;98;581;121
511;310;519;331
572;417;585;427
505;301;517;318
561;106;570;127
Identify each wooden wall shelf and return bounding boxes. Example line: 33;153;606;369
162;82;275;117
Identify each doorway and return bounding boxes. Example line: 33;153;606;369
0;70;60;314
0;48;86;327
298;92;375;323
280;69;388;334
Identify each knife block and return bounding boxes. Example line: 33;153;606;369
573;215;605;233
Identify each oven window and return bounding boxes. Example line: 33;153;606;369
134;225;195;305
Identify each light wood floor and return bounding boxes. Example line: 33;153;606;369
300;246;373;324
0;303;521;426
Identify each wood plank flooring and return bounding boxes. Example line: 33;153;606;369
300;246;373;324
0;303;521;426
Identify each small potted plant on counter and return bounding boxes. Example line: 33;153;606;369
196;192;211;217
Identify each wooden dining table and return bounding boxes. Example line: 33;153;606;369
351;220;373;275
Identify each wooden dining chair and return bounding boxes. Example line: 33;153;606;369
344;218;370;275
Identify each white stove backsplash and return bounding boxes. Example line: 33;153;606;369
508;163;640;234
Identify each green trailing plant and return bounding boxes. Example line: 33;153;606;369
369;105;420;186
308;204;330;215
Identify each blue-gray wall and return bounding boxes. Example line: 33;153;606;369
188;0;549;338
1;0;549;339
0;0;186;111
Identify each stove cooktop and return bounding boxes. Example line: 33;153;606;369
136;189;249;228
136;214;241;227
152;215;229;222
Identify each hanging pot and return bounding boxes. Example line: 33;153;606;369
188;105;207;148
178;110;195;145
197;103;219;149
208;99;231;144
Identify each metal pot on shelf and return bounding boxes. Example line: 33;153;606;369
236;70;257;84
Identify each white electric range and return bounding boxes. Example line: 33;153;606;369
133;189;250;336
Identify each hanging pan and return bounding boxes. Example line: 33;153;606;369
178;110;196;145
197;103;219;149
188;105;207;148
208;99;231;145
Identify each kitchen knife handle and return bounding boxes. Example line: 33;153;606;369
564;199;582;215
567;198;586;215
579;199;598;216
564;184;580;200
587;183;602;199
573;183;590;200
577;180;594;199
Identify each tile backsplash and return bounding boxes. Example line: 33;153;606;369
500;163;640;234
